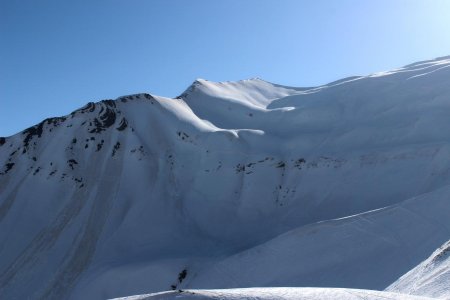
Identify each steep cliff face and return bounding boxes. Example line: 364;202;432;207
1;56;450;299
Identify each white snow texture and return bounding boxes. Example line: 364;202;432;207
1;56;450;299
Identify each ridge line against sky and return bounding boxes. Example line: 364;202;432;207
2;0;450;137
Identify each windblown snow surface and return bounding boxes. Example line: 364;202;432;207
1;56;450;299
113;287;435;300
387;239;450;298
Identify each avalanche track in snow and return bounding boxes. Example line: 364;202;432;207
1;56;450;299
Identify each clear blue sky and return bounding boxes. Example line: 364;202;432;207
2;0;450;136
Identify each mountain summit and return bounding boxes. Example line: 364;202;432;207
1;57;450;299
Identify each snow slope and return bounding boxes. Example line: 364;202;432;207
183;185;450;291
113;287;435;300
1;56;450;299
387;239;450;299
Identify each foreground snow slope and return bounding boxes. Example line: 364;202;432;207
387;240;450;299
183;186;450;291
1;56;450;299
112;287;435;300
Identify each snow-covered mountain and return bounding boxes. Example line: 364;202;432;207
1;56;450;299
387;239;450;298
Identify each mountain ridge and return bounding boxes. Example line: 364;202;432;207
1;56;450;299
